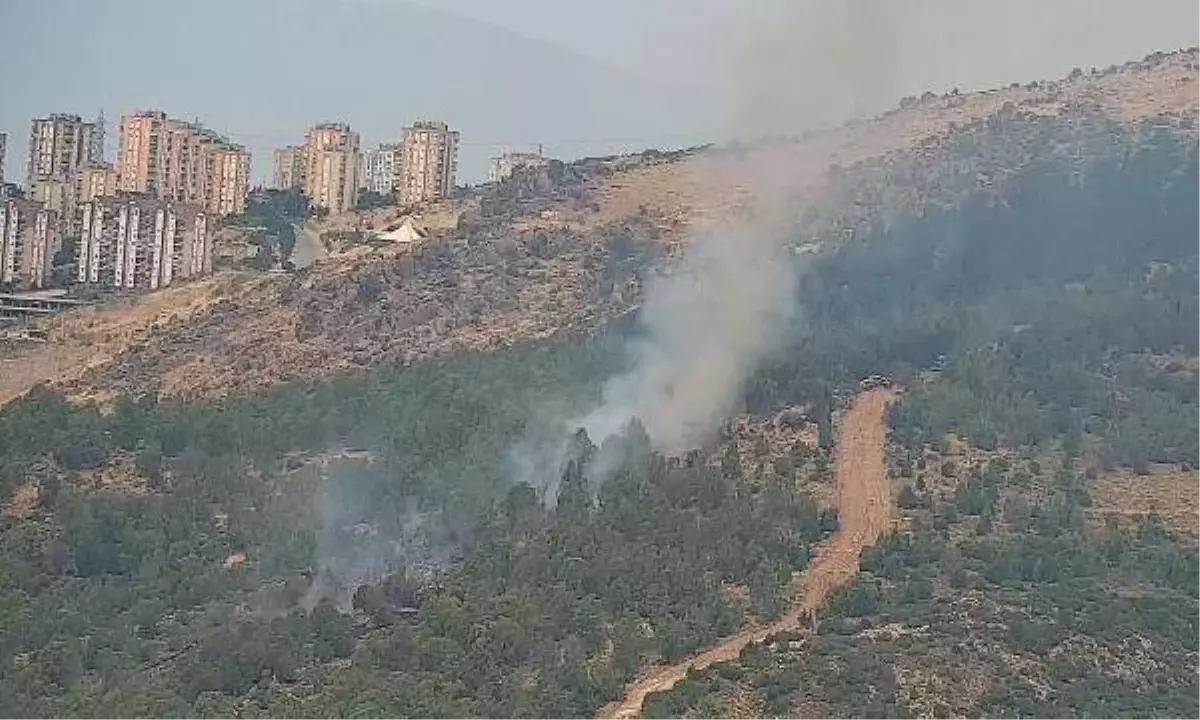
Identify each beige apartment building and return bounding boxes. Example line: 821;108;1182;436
0;198;59;289
26;114;105;236
27;113;100;187
117;110;250;217
205;145;251;216
273;145;307;190
162;120;212;205
77;195;209;290
117;111;167;195
303;123;361;214
399;121;458;205
74;164;118;205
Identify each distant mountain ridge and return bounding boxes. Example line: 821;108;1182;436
0;0;722;183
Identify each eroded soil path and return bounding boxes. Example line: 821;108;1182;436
600;388;898;719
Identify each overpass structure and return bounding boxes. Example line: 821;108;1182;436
0;292;92;340
0;292;91;317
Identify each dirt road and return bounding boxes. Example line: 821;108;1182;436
600;388;898;719
291;221;327;268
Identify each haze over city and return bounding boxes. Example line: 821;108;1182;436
1;0;1196;182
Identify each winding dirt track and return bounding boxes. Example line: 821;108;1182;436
600;389;898;719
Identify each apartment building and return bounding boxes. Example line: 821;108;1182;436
488;151;549;183
117;110;250;217
26;114;104;236
27;114;101;187
273;145;307;190
361;143;400;195
303;123;361;214
0;132;6;185
77;195;209;290
162;121;212;205
74;164;118;205
205;145;251;216
399;121;458;205
117;111;166;195
0;198;59;289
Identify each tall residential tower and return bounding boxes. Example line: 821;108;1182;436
26;113;103;234
303;123;361;214
27;113;100;186
361;143;400;195
399;121;458;206
272;145;307;190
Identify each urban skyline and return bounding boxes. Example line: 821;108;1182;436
0;94;573;293
3;115;547;188
0;105;479;291
1;105;566;193
0;108;243;291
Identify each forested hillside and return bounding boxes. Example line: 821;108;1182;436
644;458;1197;718
639;105;1200;719
1;58;1197;717
0;332;836;716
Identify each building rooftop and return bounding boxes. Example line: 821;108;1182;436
407;120;453;131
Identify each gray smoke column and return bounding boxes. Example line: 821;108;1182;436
567;5;904;456
577;209;799;455
510;1;907;493
506;215;803;501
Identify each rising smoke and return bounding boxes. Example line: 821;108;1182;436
577;214;799;455
301;458;456;610
511;201;805;504
728;0;906;138
509;4;896;499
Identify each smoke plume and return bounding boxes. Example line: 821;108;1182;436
577;214;798;455
508;3;899;498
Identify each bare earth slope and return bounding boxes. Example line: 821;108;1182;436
600;388;898;719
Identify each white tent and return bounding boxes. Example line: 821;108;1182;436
377;215;428;244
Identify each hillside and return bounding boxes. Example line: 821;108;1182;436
602;389;898;719
0;48;1196;719
1;48;1196;408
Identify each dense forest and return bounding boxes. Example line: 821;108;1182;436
0;102;1196;716
0;330;834;716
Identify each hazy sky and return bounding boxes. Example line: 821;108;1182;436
405;0;1200;90
1;0;1197;184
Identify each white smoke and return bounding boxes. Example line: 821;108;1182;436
577;216;798;455
506;0;931;496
